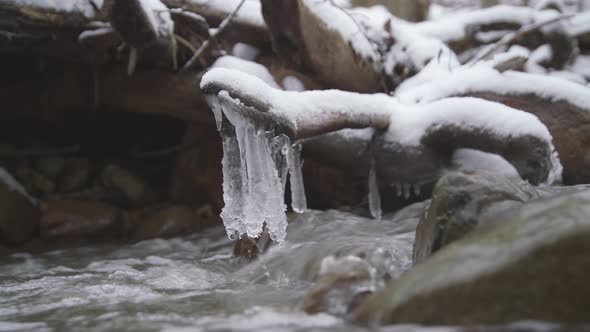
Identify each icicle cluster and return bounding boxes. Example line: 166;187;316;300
207;92;307;244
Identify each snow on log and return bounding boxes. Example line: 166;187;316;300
201;68;562;242
398;65;590;184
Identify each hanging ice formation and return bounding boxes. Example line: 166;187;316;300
368;159;382;220
206;91;307;244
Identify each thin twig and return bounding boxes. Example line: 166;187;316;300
180;0;246;72
468;12;576;65
174;33;198;53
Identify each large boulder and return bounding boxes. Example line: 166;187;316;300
354;189;590;325
0;168;40;245
413;171;587;265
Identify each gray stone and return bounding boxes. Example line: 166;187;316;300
413;171;588;265
354;189;590;326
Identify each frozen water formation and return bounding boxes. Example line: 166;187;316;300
201;68;563;243
204;91;306;244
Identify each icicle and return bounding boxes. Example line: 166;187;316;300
287;142;307;213
395;183;402;197
214;93;287;243
206;95;223;131
368;159;382;220
403;183;411;200
413;183;421;197
274;134;291;196
219;122;248;238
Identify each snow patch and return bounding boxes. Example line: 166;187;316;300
138;0;174;39
211;56;280;89
6;0;103;18
451;149;520;179
232;43;260;61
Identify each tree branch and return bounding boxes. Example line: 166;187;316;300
180;0;246;72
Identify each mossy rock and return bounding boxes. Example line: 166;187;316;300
354;189;590;326
413;171;587;265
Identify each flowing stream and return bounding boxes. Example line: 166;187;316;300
0;209;424;332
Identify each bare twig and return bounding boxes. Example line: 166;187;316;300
180;0;246;72
174;33;197;53
468;12;575;65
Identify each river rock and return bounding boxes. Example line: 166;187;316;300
101;164;155;207
354;189;590;326
57;158;89;192
35;156;65;178
0;168;39;244
302;254;379;316
40;198;125;239
298;202;426;316
413;171;589;265
130;205;202;240
16;167;55;196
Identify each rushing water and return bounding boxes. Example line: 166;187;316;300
0;206;570;332
0;208;425;332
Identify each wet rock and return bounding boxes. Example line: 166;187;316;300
35;156;65;178
0;168;39;244
354;189;590;326
131;205;202;240
101;164;155;207
57;158;89;192
413;171;589;265
40;198;125;239
302;255;377;316
16;167;55;196
233;228;272;260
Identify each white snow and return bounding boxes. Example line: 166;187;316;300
232;43;260;61
5;0;103;18
451;149;521;179
525;44;552;74
211;56;280;89
384;18;460;78
201;68;392;137
384;97;554;149
138;0;174;39
566;11;590;36
78;27;114;42
414;5;560;43
569;55;590;80
397;66;590;112
202;68;559;160
282;76;305;92
300;0;381;64
549;70;587;85
0;167;37;205
187;0;265;27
